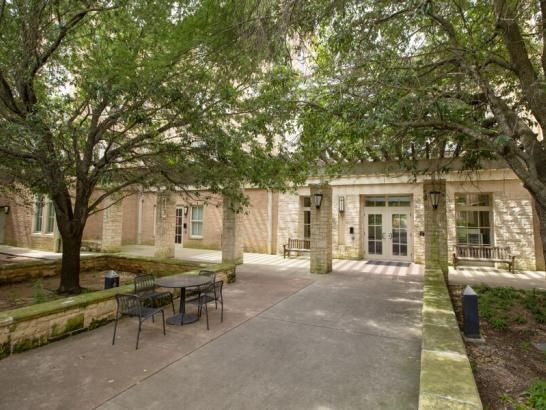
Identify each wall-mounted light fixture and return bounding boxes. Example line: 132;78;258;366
338;196;345;213
183;206;189;216
429;191;441;210
1;206;9;214
313;193;323;209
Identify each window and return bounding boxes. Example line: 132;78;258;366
455;193;492;246
175;207;184;244
190;206;203;238
153;205;157;237
33;195;44;233
302;196;311;239
365;195;411;207
45;201;55;234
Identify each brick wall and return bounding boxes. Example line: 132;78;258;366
0;193;32;248
240;190;269;253
276;191;305;254
121;194;138;244
332;193;360;259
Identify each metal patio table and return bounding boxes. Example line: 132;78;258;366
155;275;211;325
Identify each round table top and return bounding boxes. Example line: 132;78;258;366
156;275;211;289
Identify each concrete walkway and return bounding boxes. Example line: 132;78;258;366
0;254;423;410
449;266;546;290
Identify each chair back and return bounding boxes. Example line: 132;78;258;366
115;293;141;317
134;273;156;293
213;280;223;300
199;269;216;284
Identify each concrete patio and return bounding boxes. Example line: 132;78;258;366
0;250;424;410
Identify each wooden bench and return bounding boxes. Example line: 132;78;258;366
453;245;516;273
283;238;311;258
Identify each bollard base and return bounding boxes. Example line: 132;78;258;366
463;334;486;344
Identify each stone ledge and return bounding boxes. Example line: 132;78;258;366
419;268;482;410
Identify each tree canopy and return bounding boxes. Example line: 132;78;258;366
0;0;308;292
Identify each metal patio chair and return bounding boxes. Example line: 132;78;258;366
187;280;224;330
112;293;166;349
185;269;217;301
133;273;175;315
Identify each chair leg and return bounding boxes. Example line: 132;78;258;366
136;320;142;350
204;301;209;330
161;310;166;336
220;299;223;323
112;317;118;345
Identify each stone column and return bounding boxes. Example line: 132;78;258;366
101;198;123;253
424;179;448;274
154;191;176;258
222;196;243;264
310;183;332;274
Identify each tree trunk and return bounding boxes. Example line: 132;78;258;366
57;229;83;294
533;198;546;271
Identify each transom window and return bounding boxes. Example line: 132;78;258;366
365;195;411;207
190;206;203;238
455;193;493;246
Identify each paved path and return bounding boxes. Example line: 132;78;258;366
0;256;423;410
449;266;546;290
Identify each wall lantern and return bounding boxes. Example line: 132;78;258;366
429;191;441;210
338;196;345;213
313;193;323;209
183;206;189;216
1;206;9;214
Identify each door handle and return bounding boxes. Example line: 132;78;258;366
382;233;386;239
388;232;392;239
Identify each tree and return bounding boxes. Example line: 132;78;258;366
292;0;546;261
0;0;307;293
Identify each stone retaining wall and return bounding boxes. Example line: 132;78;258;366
0;259;236;359
418;268;482;409
0;254;204;285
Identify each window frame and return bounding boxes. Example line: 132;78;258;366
455;193;494;247
32;195;45;234
302;196;311;239
190;205;204;239
44;200;56;234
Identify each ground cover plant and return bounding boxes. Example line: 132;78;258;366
449;285;546;409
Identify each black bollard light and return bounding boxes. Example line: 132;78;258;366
104;270;120;289
462;285;481;339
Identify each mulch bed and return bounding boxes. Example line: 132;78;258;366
449;285;546;409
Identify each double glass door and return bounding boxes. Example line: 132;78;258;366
366;210;411;261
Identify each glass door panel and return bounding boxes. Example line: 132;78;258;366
391;213;408;257
367;214;383;255
175;207;184;245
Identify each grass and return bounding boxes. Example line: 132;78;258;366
473;285;546;328
498;379;546;409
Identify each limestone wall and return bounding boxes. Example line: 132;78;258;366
446;179;537;271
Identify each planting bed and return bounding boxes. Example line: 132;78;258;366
0;270;135;312
449;285;546;409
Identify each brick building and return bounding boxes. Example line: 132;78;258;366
0;160;544;271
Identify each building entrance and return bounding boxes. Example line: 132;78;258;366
363;196;412;262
